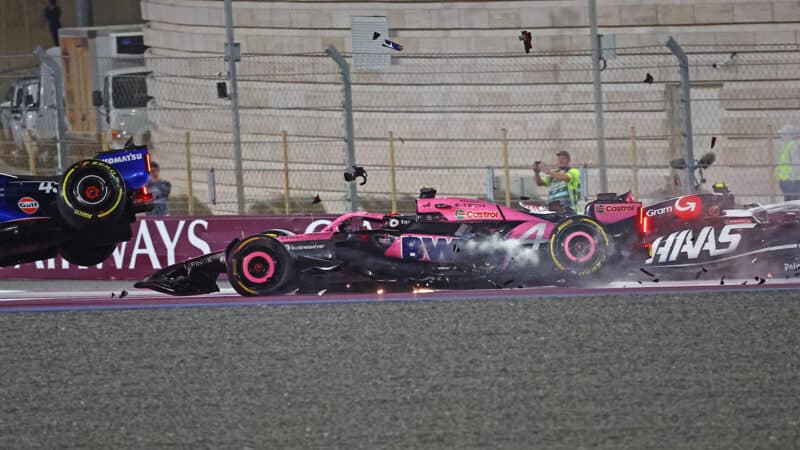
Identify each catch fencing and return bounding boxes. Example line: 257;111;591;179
2;41;800;214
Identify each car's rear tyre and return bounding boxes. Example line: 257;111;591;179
60;243;117;266
549;216;609;277
226;235;296;297
57;159;126;230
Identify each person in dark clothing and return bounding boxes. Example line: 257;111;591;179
146;161;172;216
43;0;62;47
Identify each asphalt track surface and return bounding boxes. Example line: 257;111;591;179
1;280;800;449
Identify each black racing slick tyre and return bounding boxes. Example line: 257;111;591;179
60;243;117;266
57;159;126;230
226;235;296;297
549;216;609;277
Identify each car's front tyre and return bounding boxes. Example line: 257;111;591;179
226;235;296;296
60;243;117;266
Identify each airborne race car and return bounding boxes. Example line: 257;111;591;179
1;146;153;267
136;181;800;297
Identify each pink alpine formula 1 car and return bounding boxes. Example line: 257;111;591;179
135;187;644;296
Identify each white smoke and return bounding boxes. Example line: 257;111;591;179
463;235;541;267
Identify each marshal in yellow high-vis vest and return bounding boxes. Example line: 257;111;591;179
776;125;800;201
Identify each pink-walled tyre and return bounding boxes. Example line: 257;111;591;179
226;235;295;297
549;216;609;277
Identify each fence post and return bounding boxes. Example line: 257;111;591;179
185;131;194;216
223;0;245;215
326;45;358;212
767;125;776;203
665;36;696;195
100;132;109;152
388;131;398;212
208;168;217;206
580;163;589;202
486;167;496;202
27;130;36;175
630;126;639;199
501;128;511;207
34;47;68;174
588;0;608;193
282;130;291;215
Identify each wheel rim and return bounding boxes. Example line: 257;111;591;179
563;230;596;263
242;251;276;284
74;174;109;207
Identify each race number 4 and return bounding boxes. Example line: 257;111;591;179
38;181;58;194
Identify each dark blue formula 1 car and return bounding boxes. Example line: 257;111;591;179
1;146;153;267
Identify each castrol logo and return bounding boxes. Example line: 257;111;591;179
18;197;39;214
596;204;637;213
455;209;499;219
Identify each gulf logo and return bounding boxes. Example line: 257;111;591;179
18;197;39;214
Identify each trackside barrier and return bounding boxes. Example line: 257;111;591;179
0;215;337;281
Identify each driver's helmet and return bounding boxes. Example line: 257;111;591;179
712;183;735;208
712;182;729;195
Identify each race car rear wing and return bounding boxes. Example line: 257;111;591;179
96;145;151;190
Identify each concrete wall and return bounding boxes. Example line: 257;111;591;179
140;0;800;212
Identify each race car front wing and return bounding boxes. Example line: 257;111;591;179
134;251;226;296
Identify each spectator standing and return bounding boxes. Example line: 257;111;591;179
147;161;171;216
43;0;62;47
533;150;581;210
777;125;800;201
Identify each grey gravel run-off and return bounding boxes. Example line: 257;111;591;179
1;291;799;449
